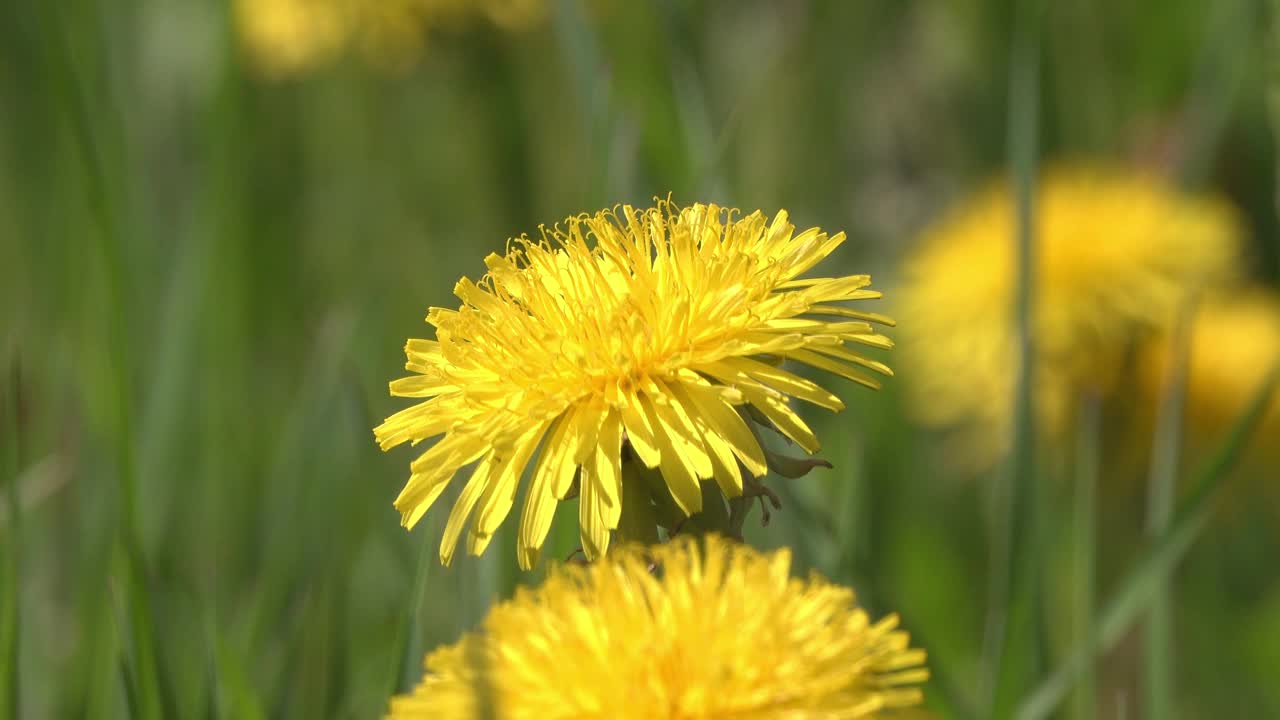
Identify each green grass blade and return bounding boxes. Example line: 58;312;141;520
981;0;1046;712
551;0;616;208
895;618;978;720
1142;307;1193;720
0;520;14;716
113;541;165;720
1;357;21;719
1016;364;1280;720
109;546;148;720
37;2;164;715
118;657;140;720
468;629;498;720
1178;0;1255;188
201;614;219;720
390;529;436;697
210;631;266;720
1272;0;1280;278
1072;396;1100;720
80;580;120;720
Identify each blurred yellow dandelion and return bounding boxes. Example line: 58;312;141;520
374;201;894;567
897;164;1242;468
235;0;547;77
386;534;929;719
1141;290;1280;448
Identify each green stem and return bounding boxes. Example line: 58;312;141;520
617;459;660;546
1143;305;1193;720
1016;365;1280;720
693;481;732;536
2;357;21;718
727;495;750;539
982;0;1046;712
1176;0;1255;189
1270;0;1280;278
551;0;618;208
639;462;688;533
631;459;732;541
390;529;435;696
1073;395;1100;720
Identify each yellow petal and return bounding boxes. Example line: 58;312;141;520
570;401;605;465
374;402;452;450
668;381;743;498
469;419;550;556
806;303;896;327
592;409;623;529
786;347;886;389
393;436;488;524
439;454;495;566
399;476;449;530
804;343;894;377
553;404;593;499
795;274;875;301
738;385;821;454
618;390;661;468
516;411;575;569
781;229;846;279
703;357;844;411
678;381;768;477
640;391;703;516
578;465;611;560
649;382;712;478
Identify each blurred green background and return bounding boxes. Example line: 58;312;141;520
2;0;1278;718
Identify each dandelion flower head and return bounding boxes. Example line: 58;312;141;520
374;201;893;567
898;164;1242;467
236;0;546;76
1141;290;1280;448
386;534;929;719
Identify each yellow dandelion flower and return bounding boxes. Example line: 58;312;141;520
374;201;893;567
235;0;348;76
235;0;547;77
1140;290;1280;453
897;164;1242;468
387;534;929;719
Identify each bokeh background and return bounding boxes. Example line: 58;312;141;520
2;1;1278;718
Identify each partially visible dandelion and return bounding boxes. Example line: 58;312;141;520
235;0;547;77
1140;290;1280;455
374;201;894;567
386;534;929;719
897;164;1243;469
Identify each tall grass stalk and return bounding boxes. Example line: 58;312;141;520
1016;365;1280;720
391;530;436;696
1269;0;1280;278
981;0;1045;712
552;0;616;208
1072;395;1100;720
1178;0;1255;188
39;3;163;717
1142;306;1193;720
1;357;21;718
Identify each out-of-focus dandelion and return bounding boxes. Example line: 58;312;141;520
897;164;1243;469
1140;290;1280;456
235;0;547;77
386;534;929;719
374;201;893;567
